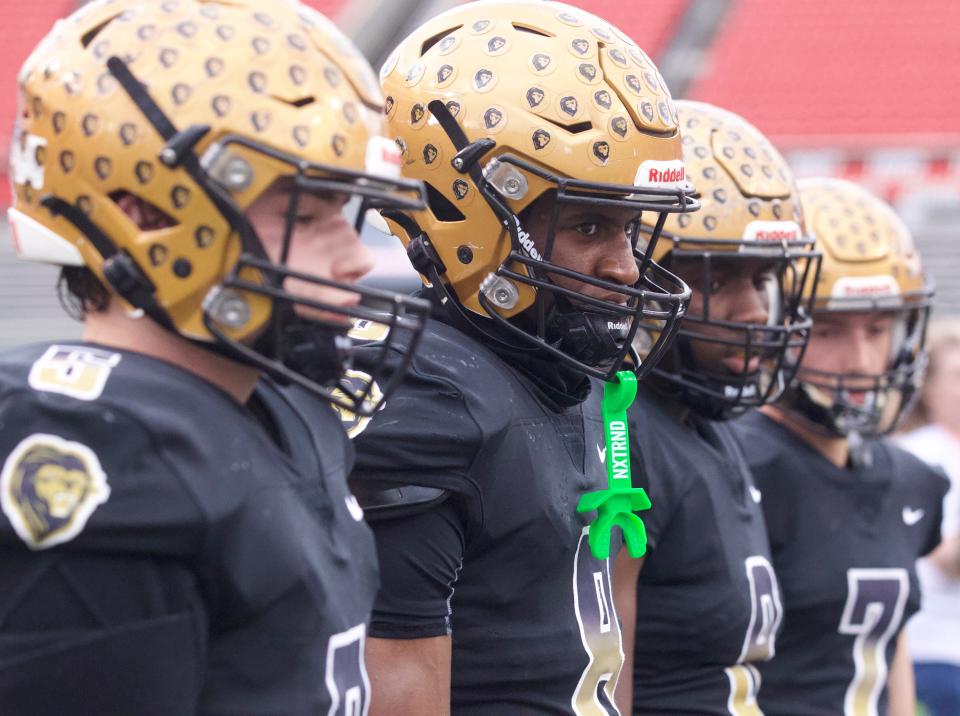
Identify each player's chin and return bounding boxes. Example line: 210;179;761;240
285;282;360;328
720;355;761;375
292;307;354;330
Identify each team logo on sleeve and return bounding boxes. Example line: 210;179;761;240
1;434;111;550
28;345;121;401
331;370;385;439
348;317;391;344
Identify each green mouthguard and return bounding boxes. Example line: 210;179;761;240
576;370;651;560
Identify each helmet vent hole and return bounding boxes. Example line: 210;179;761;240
425;182;465;222
511;23;554;38
271;94;316;108
420;26;463;56
80;13;122;49
542;117;593;135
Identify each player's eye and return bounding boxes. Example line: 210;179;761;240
575;222;600;237
753;272;774;291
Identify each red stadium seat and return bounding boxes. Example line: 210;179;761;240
575;0;689;59
687;0;960;148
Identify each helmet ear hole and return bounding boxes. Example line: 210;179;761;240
425;182;465;222
108;191;177;231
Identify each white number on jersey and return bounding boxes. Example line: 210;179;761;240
838;568;909;716
726;555;783;716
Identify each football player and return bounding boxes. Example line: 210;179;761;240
731;178;949;716
343;2;699;713
611;101;821;715
0;0;428;713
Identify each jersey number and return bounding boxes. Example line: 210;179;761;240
838;568;908;716
572;527;623;716
726;556;783;716
325;624;371;716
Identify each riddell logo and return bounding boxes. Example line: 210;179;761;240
742;221;802;242
647;166;685;184
754;229;796;240
831;275;900;299
514;217;543;261
607;321;629;332
840;282;895;297
365;136;402;179
381;146;401;166
635;159;687;188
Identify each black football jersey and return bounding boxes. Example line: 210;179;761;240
0;342;378;715
349;317;624;715
628;389;782;715
731;410;948;716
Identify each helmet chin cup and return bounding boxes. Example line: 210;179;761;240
548;304;631;373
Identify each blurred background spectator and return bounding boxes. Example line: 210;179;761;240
897;320;960;716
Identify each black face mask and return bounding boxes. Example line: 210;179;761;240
401;100;698;383
79;57;434;417
645;240;821;421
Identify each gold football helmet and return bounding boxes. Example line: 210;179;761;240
639;100;820;419
379;0;698;380
782;177;933;436
8;0;428;413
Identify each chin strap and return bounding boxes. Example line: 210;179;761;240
577;370;651;559
847;430;874;469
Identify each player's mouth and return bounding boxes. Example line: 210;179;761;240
721;354;760;375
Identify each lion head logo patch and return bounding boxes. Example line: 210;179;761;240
483;107;504;130
570;38;590;56
410;103;425;125
330;370;385;439
437;35;458;54
608;48;629;68
453;178;470;200
640;101;655;123
1;434;110;550
526;87;545;109
531;53;551;72
577;63;597;82
610;116;628;138
487;36;507;55
592;141;610;164
437;64;454;85
560;96;578;117
532;129;551;150
474;69;495;91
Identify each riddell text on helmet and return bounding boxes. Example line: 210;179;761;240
646;166;685;184
753;229;798;240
